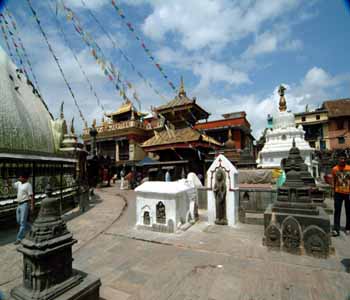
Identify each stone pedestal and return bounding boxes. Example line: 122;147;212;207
206;154;239;226
263;141;332;258
10;186;100;300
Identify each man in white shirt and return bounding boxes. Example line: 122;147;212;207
12;172;34;244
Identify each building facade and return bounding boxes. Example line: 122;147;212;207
294;98;350;151
195;111;255;154
294;109;329;150
323;99;350;150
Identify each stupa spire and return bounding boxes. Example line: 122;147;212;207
60;101;64;119
70;117;75;134
278;85;287;112
178;76;186;97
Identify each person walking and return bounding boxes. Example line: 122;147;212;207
120;168;125;190
331;152;350;237
12;171;34;244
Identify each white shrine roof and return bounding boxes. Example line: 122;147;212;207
135;181;194;194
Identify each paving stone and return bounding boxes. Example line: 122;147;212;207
100;286;131;300
1;184;350;300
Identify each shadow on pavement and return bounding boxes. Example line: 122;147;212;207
0;227;17;246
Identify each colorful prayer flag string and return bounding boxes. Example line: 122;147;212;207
110;0;176;92
60;3;142;108
79;0;167;106
3;9;42;95
0;13;26;74
0;16;14;59
46;0;105;113
25;0;87;125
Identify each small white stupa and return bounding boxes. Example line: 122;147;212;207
257;85;313;170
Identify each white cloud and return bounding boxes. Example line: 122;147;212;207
155;47;250;89
243;27;303;59
141;0;302;51
243;32;278;58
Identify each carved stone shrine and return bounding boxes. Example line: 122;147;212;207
10;186;101;300
263;140;332;258
207;154;239;226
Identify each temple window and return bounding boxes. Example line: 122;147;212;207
301;116;306;122
338;137;345;144
316;115;320;120
156;201;166;224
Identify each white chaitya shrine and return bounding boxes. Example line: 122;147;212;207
257;85;313;170
135;180;197;233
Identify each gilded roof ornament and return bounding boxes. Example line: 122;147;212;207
278;85;287;112
60;101;64;119
92;119;96;128
70;117;75;134
178;76;186;97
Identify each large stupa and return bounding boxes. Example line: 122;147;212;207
257;85;313;170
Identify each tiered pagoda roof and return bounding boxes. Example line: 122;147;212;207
142;127;221;150
155;77;210;127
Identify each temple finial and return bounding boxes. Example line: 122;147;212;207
70;117;75;134
60;101;64;119
92;119;96;128
292;138;296;148
179;76;186;97
278;85;287;112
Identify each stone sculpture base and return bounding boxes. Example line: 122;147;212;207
10;270;101;300
263;204;332;258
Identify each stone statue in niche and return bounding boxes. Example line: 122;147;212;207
282;218;301;249
214;168;228;225
156;201;166;224
303;225;329;258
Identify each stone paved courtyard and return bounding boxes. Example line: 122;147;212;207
1;183;350;300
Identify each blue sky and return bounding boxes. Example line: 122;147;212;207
1;0;349;138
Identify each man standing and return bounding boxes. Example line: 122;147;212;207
331;152;350;236
13;171;34;244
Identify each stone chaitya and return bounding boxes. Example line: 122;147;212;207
263;140;332;258
10;186;100;300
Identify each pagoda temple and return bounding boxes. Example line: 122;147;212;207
141;78;221;178
82;98;163;169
